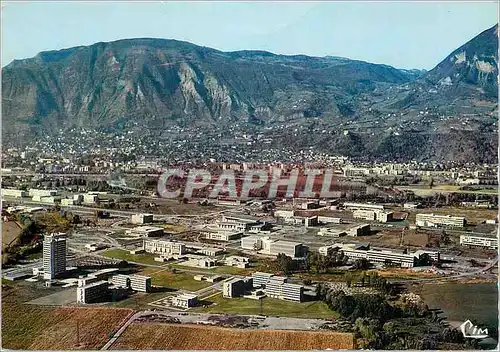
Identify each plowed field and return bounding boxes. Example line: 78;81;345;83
110;322;355;350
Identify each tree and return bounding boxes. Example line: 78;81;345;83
353;258;370;270
276;253;294;275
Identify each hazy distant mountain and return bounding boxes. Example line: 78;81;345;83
2;24;498;162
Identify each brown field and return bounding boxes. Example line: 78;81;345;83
110;323;355;350
2;284;133;350
2;221;21;250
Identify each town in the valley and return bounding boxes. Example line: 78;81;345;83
2;150;498;349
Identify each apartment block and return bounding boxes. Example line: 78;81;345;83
43;233;67;280
460;235;498;250
144;239;185;256
223;277;253;298
251;273;303;302
252;272;275;288
110;274;152;292
76;280;109;304
416;214;466;228
129;275;152;292
348;224;370;237
353;210;377;221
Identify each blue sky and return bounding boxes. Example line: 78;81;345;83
1;1;498;69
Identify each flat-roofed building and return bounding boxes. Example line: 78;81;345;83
413;250;441;262
460;235;498;249
110;274;130;288
144;239;185;256
77;280;109;304
318;216;342;224
172;293;198;308
353;210;377;221
268;240;307;258
317;228;347;237
377;211;394;223
348;224;370;237
318;244;342;256
110;274;152;292
83;194;99;204
241;235;262;250
416;214;466;228
126;226;164;238
216;221;252;232
367;249;416;268
344;202;384;211
2;189;28;198
404;203;421;209
252;272;274;288
223;277;253;297
251;273;303;302
43;233;67;280
131;213;154;224
203;229;243;241
274;210;294;219
129;274;151;292
197;247;224;256
225;255;250;268
29;189;58;197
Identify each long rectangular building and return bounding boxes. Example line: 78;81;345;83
144;239;186;256
416;213;466;228
460;235;498;250
343;202;385;211
77;280;109;304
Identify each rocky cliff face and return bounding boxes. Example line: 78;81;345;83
1;38;419;137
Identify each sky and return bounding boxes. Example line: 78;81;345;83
1;1;498;69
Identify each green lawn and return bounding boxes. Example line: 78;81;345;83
101;249;160;266
193;294;339;319
138;267;212;291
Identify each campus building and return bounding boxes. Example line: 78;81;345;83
43;233;67;280
416;214;466;228
76;279;109;304
126;226;164;238
144;239;186;256
460;235;498;250
131;213;154;224
241;236;307;257
223;277;254;298
172;294;198;308
110;274;152;292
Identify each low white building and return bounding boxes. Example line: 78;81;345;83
460;235;498;249
131;213;154;224
144;239;185;255
416;214;466;228
172;293;198;308
2;189;28;198
225;255;250;268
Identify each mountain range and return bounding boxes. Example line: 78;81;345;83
2;24;498;162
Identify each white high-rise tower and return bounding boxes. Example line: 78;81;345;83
43;233;67;280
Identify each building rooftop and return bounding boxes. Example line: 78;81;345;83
79;280;109;289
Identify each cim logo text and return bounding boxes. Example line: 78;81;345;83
460;320;489;339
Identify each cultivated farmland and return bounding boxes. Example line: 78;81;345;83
2;285;133;351
110;323;355;350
